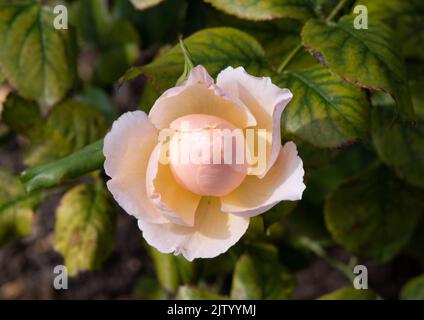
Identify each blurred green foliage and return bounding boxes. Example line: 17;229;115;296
0;0;423;300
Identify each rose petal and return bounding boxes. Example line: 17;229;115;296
216;66;293;177
220;142;305;217
103;111;166;224
137;197;250;261
146;143;202;227
148;65;256;130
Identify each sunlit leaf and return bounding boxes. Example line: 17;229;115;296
0;1;77;112
0;169;41;245
204;0;316;21
142;27;270;92
400;274;424;300
302;16;414;118
208;13;316;68
54;178;116;276
319;286;378;300
4;90;98;168
274;65;370;147
130;0;165;10
356;0;424;60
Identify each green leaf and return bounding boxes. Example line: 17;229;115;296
302;16;414;118
410;79;424;121
207;13;316;69
95;42;139;84
94;19;140;84
0;169;40;245
130;0;165;10
319;286;378;300
133;276;168;300
324;165;424;263
303;144;376;205
296;140;340;168
142;27;269;92
21;139;105;193
75;87;118;124
371;104;424;188
0;1;77;111
231;244;295;299
356;0;424;60
263;201;297;229
287;202;332;246
274;65;370;147
54;178;116;276
23;100;107;167
69;0;111;46
70;0;139;84
400;274;424;300
204;0;316;21
139;81;161;113
148;247;196;293
176;285;225;300
132;0;187;44
149;248;180;292
245;216;265;239
2;94;44;138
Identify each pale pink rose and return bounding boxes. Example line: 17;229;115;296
103;65;305;261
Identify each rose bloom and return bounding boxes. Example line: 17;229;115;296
103;66;305;261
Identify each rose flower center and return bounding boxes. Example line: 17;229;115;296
168;114;248;197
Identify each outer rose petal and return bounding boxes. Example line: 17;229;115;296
148;65;256;130
137;197;250;261
146;143;202;227
220;142;305;217
216;66;293;177
104;111;166;224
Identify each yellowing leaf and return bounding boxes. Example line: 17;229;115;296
319;286;377;300
204;0;316;21
130;0;165;10
302;16;414;118
54;179;116;276
275;65;370;147
142;27;270;92
0;1;77;112
23;99;106;167
400;274;424;300
356;0;424;60
0;169;40;245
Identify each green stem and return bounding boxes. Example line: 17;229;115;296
326;0;350;23
298;236;355;282
176;37;194;86
277;43;303;73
